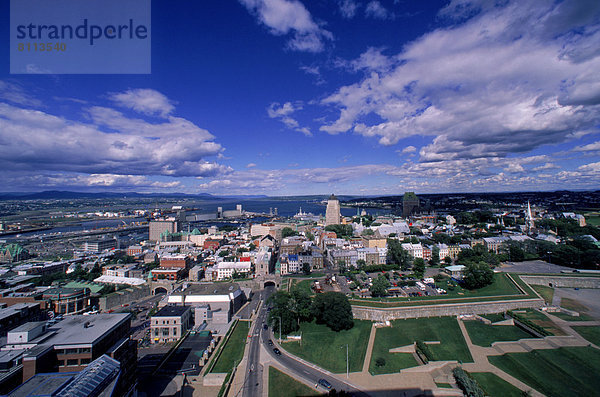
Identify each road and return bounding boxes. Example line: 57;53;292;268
241;286;369;397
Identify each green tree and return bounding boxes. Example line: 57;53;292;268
290;286;313;323
305;231;314;241
387;239;412;270
356;259;366;270
302;262;311;275
267;291;299;334
311;292;354;331
413;258;426;279
282;227;298;238
324;224;354;238
462;262;494;289
370;274;390;297
430;246;440;267
361;229;375;236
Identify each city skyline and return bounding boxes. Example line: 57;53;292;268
1;0;599;195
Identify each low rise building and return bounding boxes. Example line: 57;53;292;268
150;306;192;344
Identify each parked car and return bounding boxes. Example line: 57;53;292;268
318;379;332;390
268;339;273;346
273;348;281;355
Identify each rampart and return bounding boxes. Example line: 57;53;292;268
351;298;544;321
519;275;600;289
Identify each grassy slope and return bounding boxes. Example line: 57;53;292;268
268;367;320;397
489;347;600;397
210;321;250;373
464;321;534;347
283;320;372;373
470;372;523;397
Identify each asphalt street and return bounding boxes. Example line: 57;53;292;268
241;285;369;397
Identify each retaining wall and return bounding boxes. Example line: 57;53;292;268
352;298;544;321
520;275;600;289
99;285;151;311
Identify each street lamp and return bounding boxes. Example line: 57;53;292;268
341;344;349;378
278;316;282;343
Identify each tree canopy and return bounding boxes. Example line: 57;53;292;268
386;239;412;270
462;262;494;289
370;274;390;297
311;292;354;332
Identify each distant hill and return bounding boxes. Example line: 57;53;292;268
0;190;264;201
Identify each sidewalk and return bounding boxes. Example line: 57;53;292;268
457;318;544;396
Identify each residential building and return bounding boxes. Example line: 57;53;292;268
151;306;192;344
361;236;387;249
213;262;252;280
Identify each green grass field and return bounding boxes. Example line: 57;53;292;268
489;347;600;397
531;284;554;304
584;212;600;226
268;367;320;397
282;320;372;373
469;372;523;397
350;273;532;308
210;320;250;373
434;382;453;389
481;313;506;323
514;309;566;336
368;317;472;375
573;326;600;345
464;321;534;347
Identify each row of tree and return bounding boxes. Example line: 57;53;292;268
267;288;354;334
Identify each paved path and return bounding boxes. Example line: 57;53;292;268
361;324;377;373
457;318;545;396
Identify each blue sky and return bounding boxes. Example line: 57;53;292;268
1;0;599;195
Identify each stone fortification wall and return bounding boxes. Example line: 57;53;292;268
352;298;544;321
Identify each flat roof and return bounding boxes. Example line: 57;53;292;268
9;321;45;333
15;314;130;348
153;305;191;317
171;282;241;296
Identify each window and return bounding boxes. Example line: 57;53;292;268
173;327;177;336
162;328;169;336
80;358;91;365
67;359;78;366
57;360;65;366
79;348;91;353
65;348;78;354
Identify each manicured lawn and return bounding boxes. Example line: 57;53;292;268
573;326;600;345
283;320;372;373
294;279;314;295
481;313;505;323
514;309;566;336
350;273;531;308
531;284;554;304
464;321;534;347
369;317;472;375
210;320;250;373
489;347;600;397
369;344;418;375
268;367;320;397
440;273;521;298
434;382;453;389
470;372;523;397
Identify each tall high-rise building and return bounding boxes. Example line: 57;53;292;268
402;192;420;218
149;220;179;242
325;194;341;226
